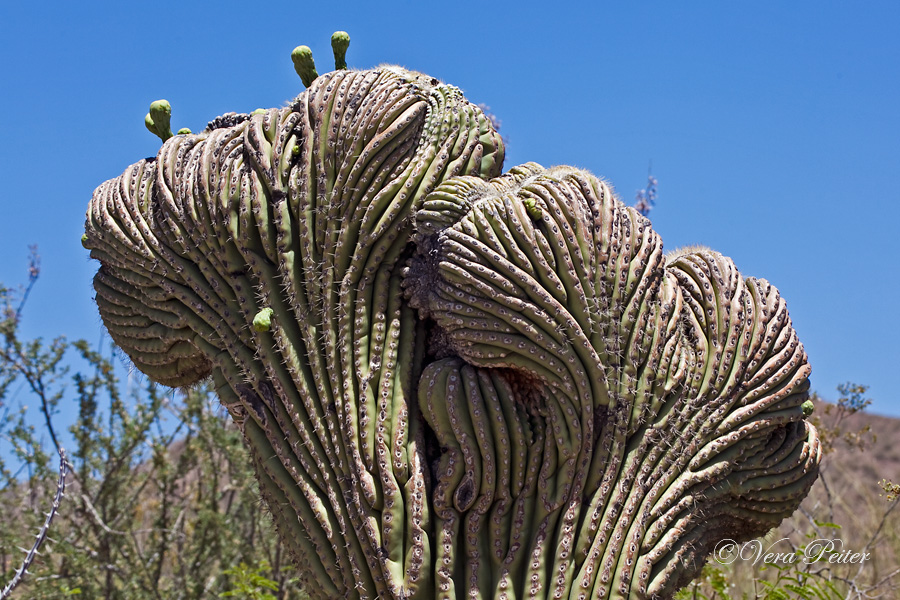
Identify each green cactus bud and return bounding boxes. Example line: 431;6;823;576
331;31;350;70
147;99;173;141
291;45;318;88
802;399;815;416
522;196;542;219
177;127;191;135
144;112;159;137
80;233;89;248
252;308;274;332
252;108;266;115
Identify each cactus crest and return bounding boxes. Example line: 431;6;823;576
84;51;817;600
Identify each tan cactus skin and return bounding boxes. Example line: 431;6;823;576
84;66;818;599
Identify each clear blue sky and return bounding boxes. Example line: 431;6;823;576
1;1;898;417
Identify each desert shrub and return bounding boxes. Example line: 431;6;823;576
0;265;305;599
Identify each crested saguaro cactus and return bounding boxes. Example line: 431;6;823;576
83;38;819;599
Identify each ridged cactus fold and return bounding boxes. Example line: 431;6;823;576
84;52;818;600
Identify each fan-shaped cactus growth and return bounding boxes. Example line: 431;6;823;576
83;37;819;599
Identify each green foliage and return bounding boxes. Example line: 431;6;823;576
675;564;734;600
220;561;299;600
752;532;845;600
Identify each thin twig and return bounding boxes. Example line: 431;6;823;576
12;246;39;326
0;446;68;599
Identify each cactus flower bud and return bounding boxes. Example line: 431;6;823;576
291;45;318;88
252;308;274;332
331;31;350;70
